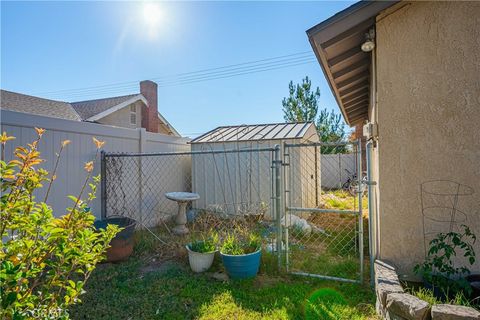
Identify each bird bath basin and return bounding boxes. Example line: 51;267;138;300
165;192;200;235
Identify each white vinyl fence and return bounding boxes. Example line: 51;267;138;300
320;153;357;189
1;110;190;219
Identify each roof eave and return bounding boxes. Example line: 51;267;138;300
307;0;398;126
308;36;351;125
157;111;181;137
86;94;146;122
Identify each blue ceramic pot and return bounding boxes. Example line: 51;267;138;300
220;249;261;279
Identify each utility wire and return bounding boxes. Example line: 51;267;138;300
45;55;314;98
37;51;315;99
53;57;316;100
47;58;316;101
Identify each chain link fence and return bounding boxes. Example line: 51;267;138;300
283;141;368;283
101;141;369;281
102;148;282;261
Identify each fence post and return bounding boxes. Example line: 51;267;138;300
138;128;145;227
274;145;282;271
100;150;106;219
366;141;375;287
314;145;319;207
357;139;364;283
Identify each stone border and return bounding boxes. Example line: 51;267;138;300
374;260;480;320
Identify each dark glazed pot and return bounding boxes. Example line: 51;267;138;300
94;216;136;262
466;274;480;299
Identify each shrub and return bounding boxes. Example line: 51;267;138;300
0;129;119;319
414;224;476;298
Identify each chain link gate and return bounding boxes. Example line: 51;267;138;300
282;140;367;283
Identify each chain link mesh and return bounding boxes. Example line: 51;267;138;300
104;149;279;257
103;142;369;281
284;142;368;281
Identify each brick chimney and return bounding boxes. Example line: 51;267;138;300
140;80;159;133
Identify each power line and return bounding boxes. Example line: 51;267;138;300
59;59;316;101
37;51;314;97
44;55;314;98
47;59;316;101
52;57;316;100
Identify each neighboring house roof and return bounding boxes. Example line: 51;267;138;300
71;94;140;120
0;89;180;136
0;89;81;121
306;0;398;125
157;112;181;137
191;122;316;143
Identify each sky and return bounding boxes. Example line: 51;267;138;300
1;1;355;138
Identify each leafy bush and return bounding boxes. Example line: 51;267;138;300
414;224;476;298
188;231;218;253
0;129;119;319
220;229;260;255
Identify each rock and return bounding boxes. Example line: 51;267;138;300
431;304;480;320
281;214;312;235
265;241;284;253
211;271;229;282
375;260;404;307
387;313;409;320
386;293;430;320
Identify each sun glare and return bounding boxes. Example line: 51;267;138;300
142;2;162;38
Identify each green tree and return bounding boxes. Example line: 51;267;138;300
282;76;320;122
316;108;347;153
282;77;347;153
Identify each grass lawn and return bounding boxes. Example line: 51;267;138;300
71;190;375;319
70;251;377;319
320;190;368;214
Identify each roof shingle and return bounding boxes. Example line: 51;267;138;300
0;90;81;121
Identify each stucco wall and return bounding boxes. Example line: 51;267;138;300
97;101;142;129
374;1;480;277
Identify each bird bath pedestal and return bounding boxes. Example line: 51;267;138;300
165;192;200;235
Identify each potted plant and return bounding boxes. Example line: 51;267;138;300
94;215;136;262
414;224;476;299
220;231;262;279
186;231;218;273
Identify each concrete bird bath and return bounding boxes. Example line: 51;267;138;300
165;192;200;235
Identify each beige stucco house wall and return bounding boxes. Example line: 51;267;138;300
97;101;143;129
371;1;480;277
157;121;173;135
95;100;175;134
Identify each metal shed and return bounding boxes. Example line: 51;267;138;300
190;122;320;219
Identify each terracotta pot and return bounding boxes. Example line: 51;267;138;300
94;216;136;263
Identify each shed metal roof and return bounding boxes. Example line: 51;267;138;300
191;122;316;143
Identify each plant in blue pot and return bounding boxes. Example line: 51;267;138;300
220;229;261;279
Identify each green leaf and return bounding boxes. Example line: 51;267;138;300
1;291;18;308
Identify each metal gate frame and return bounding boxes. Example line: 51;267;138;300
282;139;365;283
